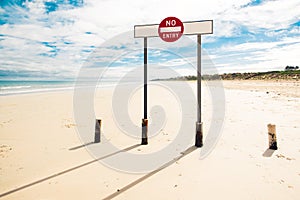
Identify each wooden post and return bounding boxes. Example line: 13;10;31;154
95;119;101;143
268;124;277;150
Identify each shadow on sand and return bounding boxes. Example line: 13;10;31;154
68;142;95;151
262;148;276;157
0;144;141;198
102;145;198;200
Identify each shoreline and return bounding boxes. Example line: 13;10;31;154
1;79;299;97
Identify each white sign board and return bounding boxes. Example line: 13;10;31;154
134;20;213;38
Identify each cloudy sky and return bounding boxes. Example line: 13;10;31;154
0;0;299;80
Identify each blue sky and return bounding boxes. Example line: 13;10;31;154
0;0;299;80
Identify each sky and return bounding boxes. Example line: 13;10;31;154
0;0;299;80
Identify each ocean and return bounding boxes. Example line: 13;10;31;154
0;80;135;96
0;78;150;96
0;80;77;96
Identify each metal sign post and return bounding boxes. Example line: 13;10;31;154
195;35;203;147
134;19;213;147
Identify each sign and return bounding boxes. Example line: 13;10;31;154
158;17;184;42
134;20;213;38
134;19;213;147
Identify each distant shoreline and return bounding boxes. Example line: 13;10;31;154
153;70;300;81
1;70;299;96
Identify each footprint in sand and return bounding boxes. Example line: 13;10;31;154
276;154;295;161
62;119;77;128
3;119;12;124
276;154;285;158
256;164;262;167
0;145;13;158
286;157;295;161
64;123;76;128
0;119;13;127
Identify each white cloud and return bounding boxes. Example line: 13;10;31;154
218;35;300;52
290;26;300;34
0;0;300;79
25;0;46;15
211;36;300;73
223;0;300;30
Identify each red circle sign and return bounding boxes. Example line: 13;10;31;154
158;17;184;42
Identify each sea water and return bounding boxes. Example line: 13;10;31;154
0;80;133;96
0;80;76;95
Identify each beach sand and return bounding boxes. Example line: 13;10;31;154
0;80;299;199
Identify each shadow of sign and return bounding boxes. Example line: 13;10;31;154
102;145;197;200
69;142;95;151
262;148;276;157
0;144;141;198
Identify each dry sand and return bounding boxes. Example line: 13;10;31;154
0;80;299;199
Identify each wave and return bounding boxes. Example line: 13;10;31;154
0;85;32;90
0;81;136;96
0;86;74;96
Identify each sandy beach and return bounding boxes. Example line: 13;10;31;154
0;80;299;199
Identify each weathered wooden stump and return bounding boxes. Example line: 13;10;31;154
268;124;277;150
95;119;101;143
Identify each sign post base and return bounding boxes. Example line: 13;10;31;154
142;119;148;145
195;122;203;147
